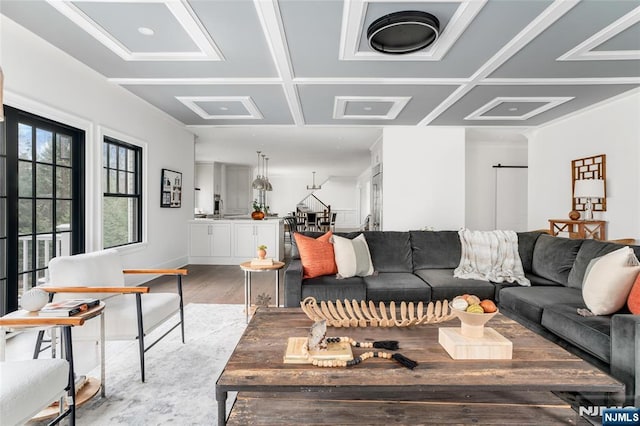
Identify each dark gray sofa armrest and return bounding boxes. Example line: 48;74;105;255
610;314;640;406
284;259;304;307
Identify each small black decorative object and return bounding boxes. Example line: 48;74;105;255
161;168;182;208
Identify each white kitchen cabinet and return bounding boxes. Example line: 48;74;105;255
234;223;277;259
188;222;232;263
188;219;283;265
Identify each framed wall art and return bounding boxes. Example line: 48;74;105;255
161;168;182;208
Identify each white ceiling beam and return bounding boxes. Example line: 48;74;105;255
253;0;304;125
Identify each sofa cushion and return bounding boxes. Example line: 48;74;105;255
414;268;494;301
567;239;623;289
582;246;640;315
363;272;431;302
517;231;545;273
531;234;583;285
301;275;366;302
409;231;461;269
525;273;564;287
541;303;612;363
333;233;374;278
499;286;584;324
294;232;337;279
362;231;413;273
628;273;640;314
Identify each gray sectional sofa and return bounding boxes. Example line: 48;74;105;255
284;230;640;405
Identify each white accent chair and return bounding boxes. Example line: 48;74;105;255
1;316;84;426
37;249;187;382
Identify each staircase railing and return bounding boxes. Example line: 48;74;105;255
297;193;330;214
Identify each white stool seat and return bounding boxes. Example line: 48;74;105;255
0;359;69;426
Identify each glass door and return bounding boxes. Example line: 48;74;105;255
2;107;84;314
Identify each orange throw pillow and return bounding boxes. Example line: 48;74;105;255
627;272;640;314
295;231;337;279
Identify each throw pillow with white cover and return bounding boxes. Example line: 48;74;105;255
582;246;640;315
454;229;530;286
332;234;374;278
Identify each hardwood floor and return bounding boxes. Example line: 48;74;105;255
147;245;292;305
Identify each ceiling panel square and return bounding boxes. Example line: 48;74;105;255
71;1;199;54
431;84;639;126
298;84;459;125
1;0;278;78
279;0;552;78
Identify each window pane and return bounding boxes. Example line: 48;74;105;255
36;128;53;162
56;134;72;166
118;146;126;169
37;237;54;269
109;144;117;168
18;123;32;160
36;164;53;197
17;239;33;273
0;158;5;196
0;239;5;278
36;200;53;233
103;196;138;247
56;200;71;229
18;161;32;197
56;167;72;199
56;232;72;256
127;171;136;194
127;150;136;171
0;199;5;238
118;171;126;194
18;273;32;294
109;170;117;192
18;199;33;234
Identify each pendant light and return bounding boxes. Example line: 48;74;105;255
251;151;265;190
264;156;273;191
306;171;322;190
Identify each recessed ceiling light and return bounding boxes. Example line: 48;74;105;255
364;107;373;111
508;107;518;112
138;27;154;36
367;11;440;54
220;107;229;111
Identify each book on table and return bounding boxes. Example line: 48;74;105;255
39;298;100;317
251;258;274;266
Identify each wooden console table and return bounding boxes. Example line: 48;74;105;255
548;219;606;240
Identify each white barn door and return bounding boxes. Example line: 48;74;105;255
494;165;528;231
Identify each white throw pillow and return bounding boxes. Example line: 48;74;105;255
582;246;640;315
332;234;374;278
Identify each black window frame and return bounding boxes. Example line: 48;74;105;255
2;106;85;315
102;136;143;249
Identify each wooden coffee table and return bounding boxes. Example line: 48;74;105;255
216;308;624;425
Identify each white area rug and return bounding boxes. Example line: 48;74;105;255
39;304;246;425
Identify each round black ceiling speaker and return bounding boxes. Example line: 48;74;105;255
367;11;440;54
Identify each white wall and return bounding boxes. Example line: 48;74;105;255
528;90;640;240
2;16;195;274
382;127;466;231
465;139;528;230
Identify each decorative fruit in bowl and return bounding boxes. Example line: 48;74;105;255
451;295;499;338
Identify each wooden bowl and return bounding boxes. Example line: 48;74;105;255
452;308;499;338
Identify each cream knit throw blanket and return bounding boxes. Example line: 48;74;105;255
454;229;530;286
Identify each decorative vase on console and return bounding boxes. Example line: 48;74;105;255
251;200;265;220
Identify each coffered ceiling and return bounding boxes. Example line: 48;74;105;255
2;0;639;174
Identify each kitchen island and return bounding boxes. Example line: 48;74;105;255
188;218;284;265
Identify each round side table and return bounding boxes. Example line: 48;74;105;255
239;261;285;323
